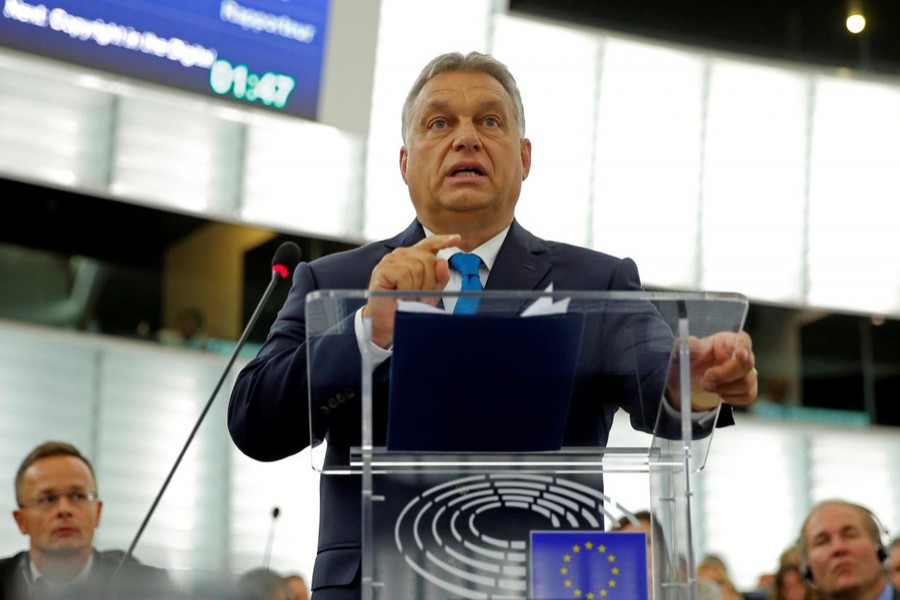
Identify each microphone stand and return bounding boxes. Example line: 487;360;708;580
109;264;291;584
262;507;280;570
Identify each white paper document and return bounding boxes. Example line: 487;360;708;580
396;284;569;316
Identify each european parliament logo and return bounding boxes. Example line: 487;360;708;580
530;531;648;600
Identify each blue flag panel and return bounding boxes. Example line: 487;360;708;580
531;530;648;600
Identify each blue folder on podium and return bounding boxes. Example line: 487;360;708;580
386;310;585;452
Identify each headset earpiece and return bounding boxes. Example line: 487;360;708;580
801;564;813;583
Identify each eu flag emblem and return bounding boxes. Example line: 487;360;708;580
530;531;648;600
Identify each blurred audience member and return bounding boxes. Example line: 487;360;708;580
284;573;309;600
699;554;743;600
698;577;725;600
158;308;208;350
780;546;804;569
613;510;652;533
237;568;292;600
888;538;900;590
798;499;895;600
0;441;174;599
770;563;817;600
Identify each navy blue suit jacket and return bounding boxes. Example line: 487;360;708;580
227;219;732;598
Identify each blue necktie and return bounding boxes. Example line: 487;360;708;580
449;252;483;315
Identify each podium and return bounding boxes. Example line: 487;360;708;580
305;290;749;600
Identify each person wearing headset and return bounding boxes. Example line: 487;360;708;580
798;500;897;600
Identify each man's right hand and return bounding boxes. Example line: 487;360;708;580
363;234;461;348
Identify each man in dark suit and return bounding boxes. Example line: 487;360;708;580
0;441;174;599
227;51;758;599
798;500;898;600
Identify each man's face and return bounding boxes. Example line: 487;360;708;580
803;503;885;598
888;544;900;590
12;455;102;559
400;70;531;236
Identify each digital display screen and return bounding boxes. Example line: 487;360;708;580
0;0;330;120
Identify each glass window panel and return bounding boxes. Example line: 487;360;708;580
111;92;244;215
492;15;599;246
230;447;321;584
364;0;493;240
809;427;899;531
93;345;229;574
702;60;808;303
592;39;705;289
0;55;113;187
698;418;810;590
603;410;653;527
808;76;900;315
241;113;365;239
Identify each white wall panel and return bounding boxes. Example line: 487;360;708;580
702;60;808;303
592;39;706;289
807;76;900;315
492;15;599;246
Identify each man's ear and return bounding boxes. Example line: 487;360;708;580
94;500;103;528
13;510;27;535
399;146;409;184
520;138;532;181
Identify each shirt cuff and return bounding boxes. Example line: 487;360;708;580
354;307;392;369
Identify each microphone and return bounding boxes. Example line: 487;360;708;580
262;506;281;569
109;242;302;584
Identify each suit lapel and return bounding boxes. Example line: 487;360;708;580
485;220;551;291
384;219;426;251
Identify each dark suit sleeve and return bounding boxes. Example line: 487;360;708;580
228;261;368;461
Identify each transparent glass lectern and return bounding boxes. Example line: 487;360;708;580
305;290;749;600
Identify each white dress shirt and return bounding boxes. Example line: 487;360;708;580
353;225;511;366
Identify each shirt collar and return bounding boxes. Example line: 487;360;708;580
29;552;94;588
424;225;511;271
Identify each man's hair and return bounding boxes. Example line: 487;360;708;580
401;51;526;144
14;441;97;505
612;510;651;531
797;499;885;561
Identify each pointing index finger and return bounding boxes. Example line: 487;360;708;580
414;234;462;254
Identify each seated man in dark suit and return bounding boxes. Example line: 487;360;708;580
0;441;175;599
228;50;758;599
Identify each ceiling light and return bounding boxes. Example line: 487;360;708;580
846;13;866;34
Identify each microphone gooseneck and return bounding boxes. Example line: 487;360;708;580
263;506;281;569
108;242;302;587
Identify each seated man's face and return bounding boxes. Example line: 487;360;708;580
13;455;102;557
803;503;884;598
